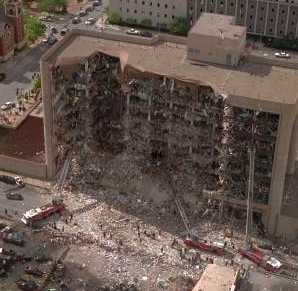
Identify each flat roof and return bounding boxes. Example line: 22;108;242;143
192;264;236;291
41;30;298;106
189;13;246;40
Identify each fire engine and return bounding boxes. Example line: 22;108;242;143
239;247;282;272
21;198;65;226
184;237;225;255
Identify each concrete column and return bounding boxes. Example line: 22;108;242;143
126;93;130;113
267;108;296;235
274;2;280;37
285;5;291;36
148;94;151;122
244;0;249;26
264;2;269;35
254;0;259;33
287;117;298;175
41;61;56;180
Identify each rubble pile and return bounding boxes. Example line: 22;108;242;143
52;189;208;290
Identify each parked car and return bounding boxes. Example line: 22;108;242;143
72;16;81;24
60;27;69;36
50;26;58;34
24;266;44;277
85;17;96;25
92;0;101;6
126;28;140;35
15;278;39;291
1;228;25;247
140;31;153;38
34;252;50;262
0;268;6;277
1;101;15;111
6;192;23;201
47;36;58;45
274;51;291;58
85;5;93;12
0;175;24;186
0;73;6;82
39;15;53;22
79;10;87;17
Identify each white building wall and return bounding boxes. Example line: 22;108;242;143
109;0;188;27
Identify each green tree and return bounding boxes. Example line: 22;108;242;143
32;77;41;92
169;17;189;35
126;18;137;25
24;15;46;42
38;0;68;13
108;10;122;25
140;18;152;28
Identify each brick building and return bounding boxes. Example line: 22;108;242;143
0;0;25;62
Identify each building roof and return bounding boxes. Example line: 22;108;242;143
192;264;236;291
189;13;246;40
41;30;298;108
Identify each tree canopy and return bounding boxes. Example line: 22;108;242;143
38;0;68;13
169;17;189;35
108;9;122;25
24;15;46;42
140;19;152;28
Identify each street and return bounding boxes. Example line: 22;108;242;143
0;181;50;217
0;0;109;105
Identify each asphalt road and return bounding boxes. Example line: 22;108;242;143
0;181;50;219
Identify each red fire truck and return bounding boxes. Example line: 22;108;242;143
239;247;282;272
21;198;65;226
184;237;225;255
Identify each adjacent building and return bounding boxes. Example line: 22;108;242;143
109;0;187;28
109;0;298;38
0;0;25;62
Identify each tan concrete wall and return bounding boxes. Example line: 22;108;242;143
288;117;298;175
0;155;47;179
268;106;297;235
160;34;187;45
187;33;244;66
41;61;56;180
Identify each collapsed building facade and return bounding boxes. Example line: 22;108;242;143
41;22;298;238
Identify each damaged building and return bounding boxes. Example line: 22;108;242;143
41;15;298;239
